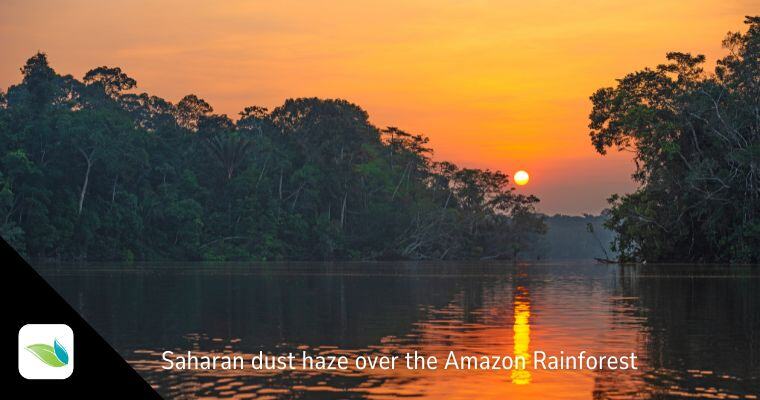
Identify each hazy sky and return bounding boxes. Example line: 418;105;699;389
1;0;756;214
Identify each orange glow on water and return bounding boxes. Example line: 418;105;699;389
511;286;532;385
128;268;655;399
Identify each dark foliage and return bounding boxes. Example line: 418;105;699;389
590;17;760;263
0;54;544;261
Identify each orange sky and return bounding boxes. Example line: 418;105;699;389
1;0;756;214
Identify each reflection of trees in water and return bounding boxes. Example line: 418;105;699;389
45;265;501;350
46;265;505;398
43;264;759;399
589;266;649;399
44;264;527;398
595;265;760;398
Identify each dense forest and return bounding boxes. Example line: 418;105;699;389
0;53;545;262
590;16;760;263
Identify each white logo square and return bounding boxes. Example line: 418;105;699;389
18;324;74;380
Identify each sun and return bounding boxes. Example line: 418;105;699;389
514;170;530;186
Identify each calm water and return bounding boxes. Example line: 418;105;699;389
38;263;759;399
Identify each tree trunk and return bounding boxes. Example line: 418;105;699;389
340;191;347;229
77;148;94;216
255;157;269;189
111;175;118;203
391;163;410;200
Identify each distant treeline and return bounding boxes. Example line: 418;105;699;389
530;214;616;261
0;54;545;262
590;16;760;263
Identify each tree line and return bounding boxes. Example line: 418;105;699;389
531;214;616;260
0;54;544;261
590;16;759;263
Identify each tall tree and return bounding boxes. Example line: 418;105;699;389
589;16;759;263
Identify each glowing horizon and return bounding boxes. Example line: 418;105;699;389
1;0;754;214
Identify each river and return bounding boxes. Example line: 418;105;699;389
37;262;759;399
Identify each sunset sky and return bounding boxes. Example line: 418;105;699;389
1;0;756;214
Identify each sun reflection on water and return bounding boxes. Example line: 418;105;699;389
72;263;759;399
511;286;532;385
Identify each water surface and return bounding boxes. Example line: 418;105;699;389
38;263;760;399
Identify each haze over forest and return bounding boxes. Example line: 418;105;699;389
0;8;757;263
2;0;755;214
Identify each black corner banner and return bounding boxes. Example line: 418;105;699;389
4;239;162;398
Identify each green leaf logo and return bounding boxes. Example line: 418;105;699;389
26;340;69;367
